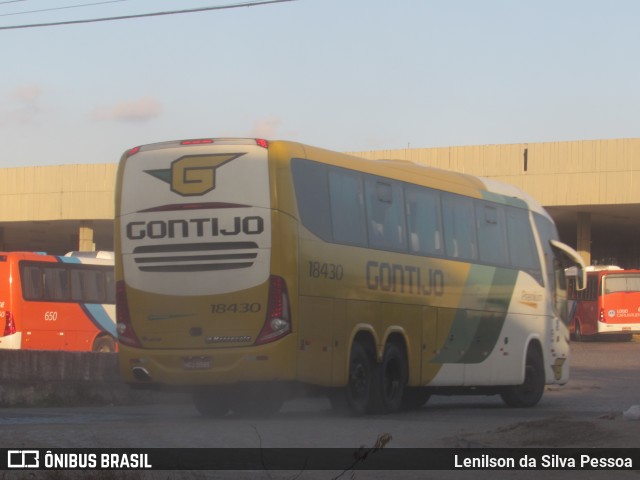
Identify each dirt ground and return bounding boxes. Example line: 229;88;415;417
444;414;639;448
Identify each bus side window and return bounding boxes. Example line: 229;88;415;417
71;269;83;302
506;208;541;274
328;167;367;247
72;269;105;303
577;278;587;301
405;185;443;256
364;177;407;252
43;267;69;301
105;270;116;303
290;158;332;242
476;203;508;265
22;266;43;300
589;277;598;300
442;193;477;260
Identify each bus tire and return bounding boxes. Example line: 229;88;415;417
344;341;376;415
92;335;116;353
371;342;407;414
500;346;545;408
193;388;230;417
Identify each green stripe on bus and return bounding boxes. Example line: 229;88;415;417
434;266;518;364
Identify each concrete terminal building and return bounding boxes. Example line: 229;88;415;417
2;138;639;267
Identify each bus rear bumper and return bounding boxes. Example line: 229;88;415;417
598;322;640;335
118;334;297;387
0;332;21;349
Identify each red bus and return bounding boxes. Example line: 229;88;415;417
0;251;116;352
567;266;640;341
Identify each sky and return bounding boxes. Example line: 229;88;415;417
1;0;639;168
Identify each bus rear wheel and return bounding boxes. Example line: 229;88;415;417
92;335;116;352
500;346;545;408
341;341;375;415
371;343;407;414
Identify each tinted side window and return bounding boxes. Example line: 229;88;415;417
291;158;332;241
364;177;407;252
476;203;508;265
507;208;540;271
105;270;115;303
442;193;477;260
43;267;69;301
405;184;443;256
588;276;598;300
328;167;367;247
20;262;115;304
22;266;43;300
72;269;108;303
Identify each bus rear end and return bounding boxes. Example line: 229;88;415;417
115;138;296;415
0;254;20;349
598;270;640;338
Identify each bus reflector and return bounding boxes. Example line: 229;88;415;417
255;139;269;149
116;281;142;348
127;146;141;158
181;139;214;145
255;276;291;345
3;311;15;336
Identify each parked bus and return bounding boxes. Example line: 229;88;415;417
115;138;585;416
567;265;640;341
0;251;117;352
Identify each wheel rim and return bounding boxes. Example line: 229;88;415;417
350;361;368;400
383;357;402;401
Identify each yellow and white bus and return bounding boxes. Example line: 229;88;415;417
115;138;585;416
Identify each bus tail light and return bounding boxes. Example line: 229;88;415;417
255;276;291;345
116;281;143;348
3;311;15;336
599;309;606;323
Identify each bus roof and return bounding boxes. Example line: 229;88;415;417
121;137;551;218
585;265;623;272
293;141;550;217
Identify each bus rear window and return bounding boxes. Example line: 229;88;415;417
604;275;640;294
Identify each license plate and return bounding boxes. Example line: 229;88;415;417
182;356;212;370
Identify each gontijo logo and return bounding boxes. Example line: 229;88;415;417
145;153;245;196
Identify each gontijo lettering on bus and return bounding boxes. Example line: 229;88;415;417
366;260;444;296
125;216;265;240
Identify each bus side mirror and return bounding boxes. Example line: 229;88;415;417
550;240;587;291
566;265;587;291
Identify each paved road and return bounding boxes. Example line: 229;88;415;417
1;339;638;479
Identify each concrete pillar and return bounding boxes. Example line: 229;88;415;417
576;212;591;266
78;221;95;251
